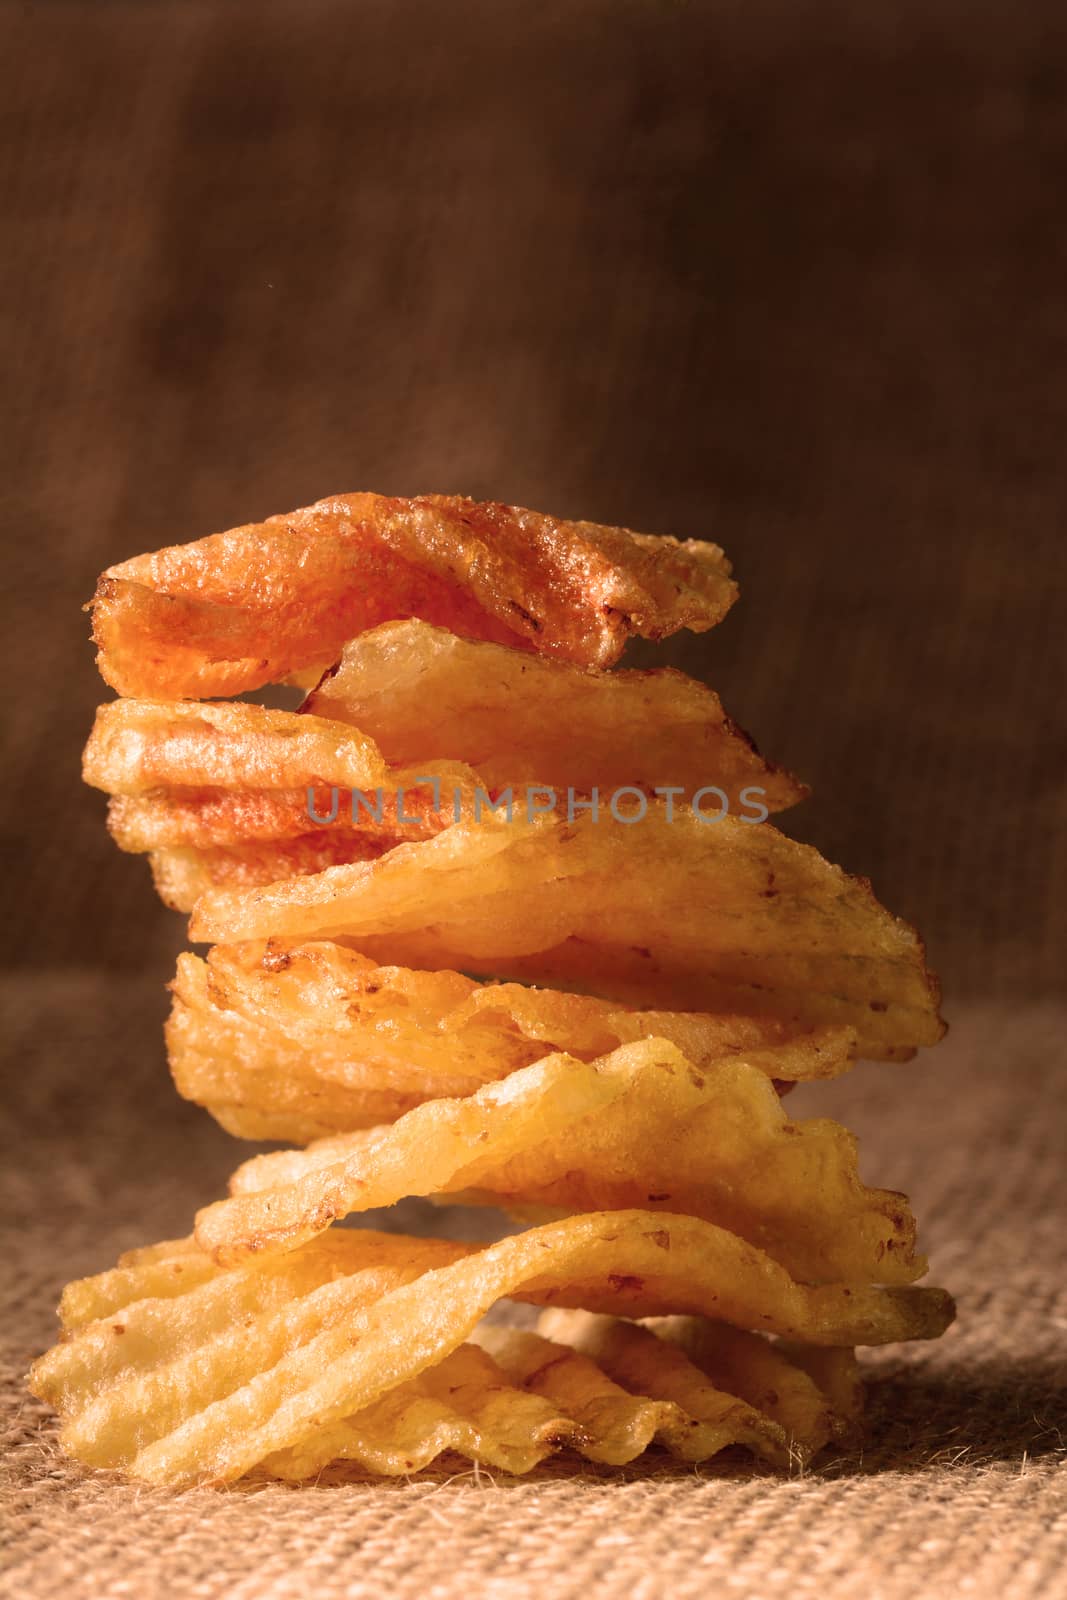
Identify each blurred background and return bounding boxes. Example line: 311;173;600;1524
2;1;1065;1123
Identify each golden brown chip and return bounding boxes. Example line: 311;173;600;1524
86;697;673;931
263;1340;602;1479
85;662;805;916
31;1213;951;1485
81;700;487;909
638;1314;862;1447
34;1233;860;1481
193;1051;628;1262
266;1314;845;1478
190;808;943;1058
306;619;805;811
54;1230;429;1332
196;1040;919;1283
531;1310;850;1461
772;1340;866;1424
90;493;737;697
149;838;393;913
113;784;451;853
472;1322;791;1467
57;1236;216;1328
83;698;390;796
167;938;856;1141
85;698;479;866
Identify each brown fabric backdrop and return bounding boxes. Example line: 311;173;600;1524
2;3;1065;1597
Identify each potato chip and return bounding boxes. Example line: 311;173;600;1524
35;1234;859;1480
637;1313;862;1446
274;1317;837;1478
31;1213;951;1485
771;1339;866;1424
190;807;943;1058
267;1320;794;1480
53;1230;432;1333
167;938;856;1141
57;1236;216;1328
85;667;804;919
83;698;390;796
264;1340;603;1479
194;1051;632;1263
85;698;480;864
196;1040;919;1283
81;699;494;908
112;783;453;854
529;1310;850;1460
149;838;392;912
90;493;738;698
472;1321;792;1467
306;619;805;811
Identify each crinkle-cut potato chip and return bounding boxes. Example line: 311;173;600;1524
149;838;393;913
190;808;943;1059
267;1315;801;1481
31;1214;950;1486
470;1321;796;1467
263;1338;653;1479
306;619;805;811
53;1230;434;1332
194;1051;629;1263
86;698;480;857
166;938;856;1141
772;1339;867;1424
83;698;390;796
641;1315;864;1435
85;698;492;910
196;1040;919;1284
35;1233;857;1480
111;782;448;852
527;1310;854;1460
90;493;738;698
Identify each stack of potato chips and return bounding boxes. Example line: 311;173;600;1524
31;494;952;1486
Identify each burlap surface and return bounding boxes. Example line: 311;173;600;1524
2;3;1066;1596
